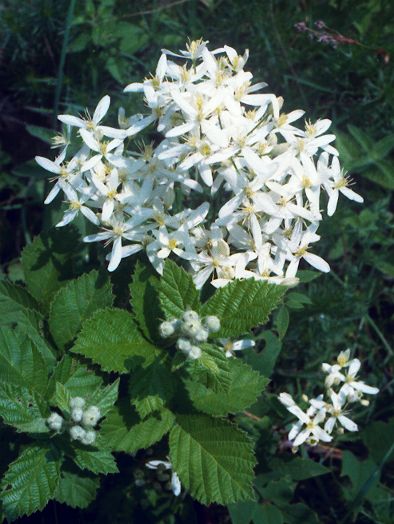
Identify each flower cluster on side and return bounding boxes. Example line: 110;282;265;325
145;459;181;497
279;350;379;451
46;396;101;446
36;39;363;288
159;310;221;360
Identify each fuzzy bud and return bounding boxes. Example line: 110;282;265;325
176;337;192;353
182;310;200;323
47;412;64;432
194;328;209;343
71;408;84;422
82;406;101;427
81;430;96;445
204;315;221;333
181;318;202;338
188;345;202;360
70;425;86;441
159;320;177;338
70;397;86;409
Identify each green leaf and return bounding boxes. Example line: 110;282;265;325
48;356;102;399
71;308;158;373
253;504;284;524
159;260;200;320
0;445;62;521
275;306;289;339
49;270;113;349
201;279;285;337
129;358;176;418
269;457;329;481
246;331;282;377
54;470;99;509
21;228;82;310
53;382;72;415
341;451;380;501
0;383;48;433
25;124;53;144
129;260;161;342
228;501;259;524
73;448;118;475
280;503;319;524
100;403;174;454
362;418;394;463
169;415;256;504
87;379;119;417
0;326;49;393
185;359;268;416
189;343;231;392
0;281;39;323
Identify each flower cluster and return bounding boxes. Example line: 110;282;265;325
36;39;363;288
279;350;379;450
159;310;220;360
145;459;181;497
46;396;101;446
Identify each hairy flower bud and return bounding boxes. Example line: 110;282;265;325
182;310;200;323
176;337;192;353
189;345;202;360
71;407;84;422
70;397;86;409
82;406;101;427
204;315;221;333
159;320;177;338
181;318;202;338
194;328;209;343
47;412;64;432
81;430;97;445
70;425;86;441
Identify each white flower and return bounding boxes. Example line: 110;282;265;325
82;406;101;427
324;390;358;434
159;320;178;338
220;338;255;358
285;402;332;447
323;156;364;216
146;459;181;496
339;359;379;399
47;412;64;432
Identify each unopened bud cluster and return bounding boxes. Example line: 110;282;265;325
159;310;220;360
46;396;101;446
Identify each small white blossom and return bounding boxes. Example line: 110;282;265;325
204;315;221;333
82;406;101;427
81;430;97;446
47;412;64;432
71;408;84;423
70;425;86;441
70;397;86;409
146;459;181;496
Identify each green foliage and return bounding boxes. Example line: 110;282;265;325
201;279;285;337
185;359;268;416
100;403;175;454
73;448;118;475
169;415;256;504
55;470;100;509
0;445;62;521
49;270;113;349
0;383;48;434
71;308;158;373
159;260;200;319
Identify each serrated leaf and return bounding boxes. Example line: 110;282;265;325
185;359;268;416
169;415;256;504
129;358;176;418
188;343;231;392
71;308;159;373
54;470;99;509
246;331;282;377
129;260;161;342
0;281;40;323
275;306;289;339
159;260;200;320
49;270;113;349
21;228;82;310
47;356;102;399
201;279;285;337
0;383;48;433
0;326;49;394
269;457;329;481
73;448;118;475
100;403;174;453
53;382;72;415
0;445;62;521
87;379;119;417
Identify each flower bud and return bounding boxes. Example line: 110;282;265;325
71;408;84;422
181;318;202;338
70;397;86;409
176;337;192;353
204;315;221;333
81;430;96;446
47;412;64;432
194;328;209;343
159;320;176;338
182;310;200;323
188;345;202;360
82;406;101;427
70;425;86;441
